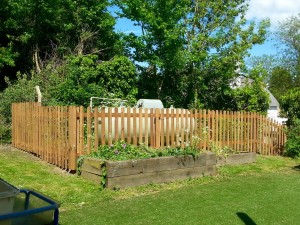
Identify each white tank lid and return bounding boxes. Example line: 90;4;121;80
135;99;164;109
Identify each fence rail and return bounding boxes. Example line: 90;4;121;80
12;103;287;170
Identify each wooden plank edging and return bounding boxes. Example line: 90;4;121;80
80;152;256;189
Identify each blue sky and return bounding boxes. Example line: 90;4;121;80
113;0;300;58
246;0;300;57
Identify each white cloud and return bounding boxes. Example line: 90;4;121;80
246;0;300;28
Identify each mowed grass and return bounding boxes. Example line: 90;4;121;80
1;145;300;225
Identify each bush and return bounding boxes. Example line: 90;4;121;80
284;119;300;158
0;73;39;142
50;55;138;107
232;68;270;114
281;87;300;126
85;140;202;161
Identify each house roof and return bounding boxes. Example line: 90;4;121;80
265;89;279;107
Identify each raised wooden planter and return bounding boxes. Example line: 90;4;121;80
80;152;256;189
216;152;256;166
80;158;104;184
105;152;217;189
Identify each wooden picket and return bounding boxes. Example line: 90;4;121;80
12;102;287;170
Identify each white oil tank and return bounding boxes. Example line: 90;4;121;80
97;100;194;144
134;99;164;109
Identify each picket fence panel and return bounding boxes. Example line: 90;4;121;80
12;103;286;170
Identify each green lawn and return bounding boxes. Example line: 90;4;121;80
1;145;300;225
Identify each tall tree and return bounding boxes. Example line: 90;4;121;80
0;0;119;90
115;0;270;109
268;67;294;103
272;14;300;125
115;0;189;102
246;54;281;83
275;13;300;76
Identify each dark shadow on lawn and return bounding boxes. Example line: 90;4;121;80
293;165;300;171
237;212;257;225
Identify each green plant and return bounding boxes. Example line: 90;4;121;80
84;140;204;162
0;73;39;142
281;88;300;126
209;142;236;157
50;55;137;107
0;114;10;143
284;119;300;158
100;164;107;190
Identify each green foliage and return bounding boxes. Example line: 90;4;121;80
268;67;294;103
281;87;300;126
0;46;18;69
116;0;270;109
284;119;300;158
0;114;10;142
247;54;282;82
49;55;106;106
0;0;120;84
231;69;270;114
209;142;237;157
0;73;39;141
97;56;138;105
275;13;300;75
85;140;201;161
46;55;137;107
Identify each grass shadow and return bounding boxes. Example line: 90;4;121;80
293;165;300;171
237;212;257;225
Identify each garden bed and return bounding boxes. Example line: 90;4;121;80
80;152;256;189
216;152;257;166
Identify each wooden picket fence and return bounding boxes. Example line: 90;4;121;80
12;102;287;171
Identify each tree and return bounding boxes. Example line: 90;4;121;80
0;73;39;141
0;0;120;90
115;0;189;102
271;14;300;126
275;13;300;76
48;55;137;107
268;67;294;103
115;0;270;109
246;54;281;83
280;87;300;126
284;119;300;158
231;67;270;114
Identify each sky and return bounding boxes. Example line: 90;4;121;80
246;0;300;56
114;0;300;58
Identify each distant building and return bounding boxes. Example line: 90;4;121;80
265;89;287;124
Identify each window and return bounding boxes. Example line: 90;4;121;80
269;106;277;110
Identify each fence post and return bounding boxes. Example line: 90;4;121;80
155;108;161;148
68;106;77;171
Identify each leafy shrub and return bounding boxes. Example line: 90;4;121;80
0;114;10;142
50;55;137;107
284;119;300;158
232;68;270;114
209;141;237;157
281;88;300;126
0;73;39;142
86;140;202;161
